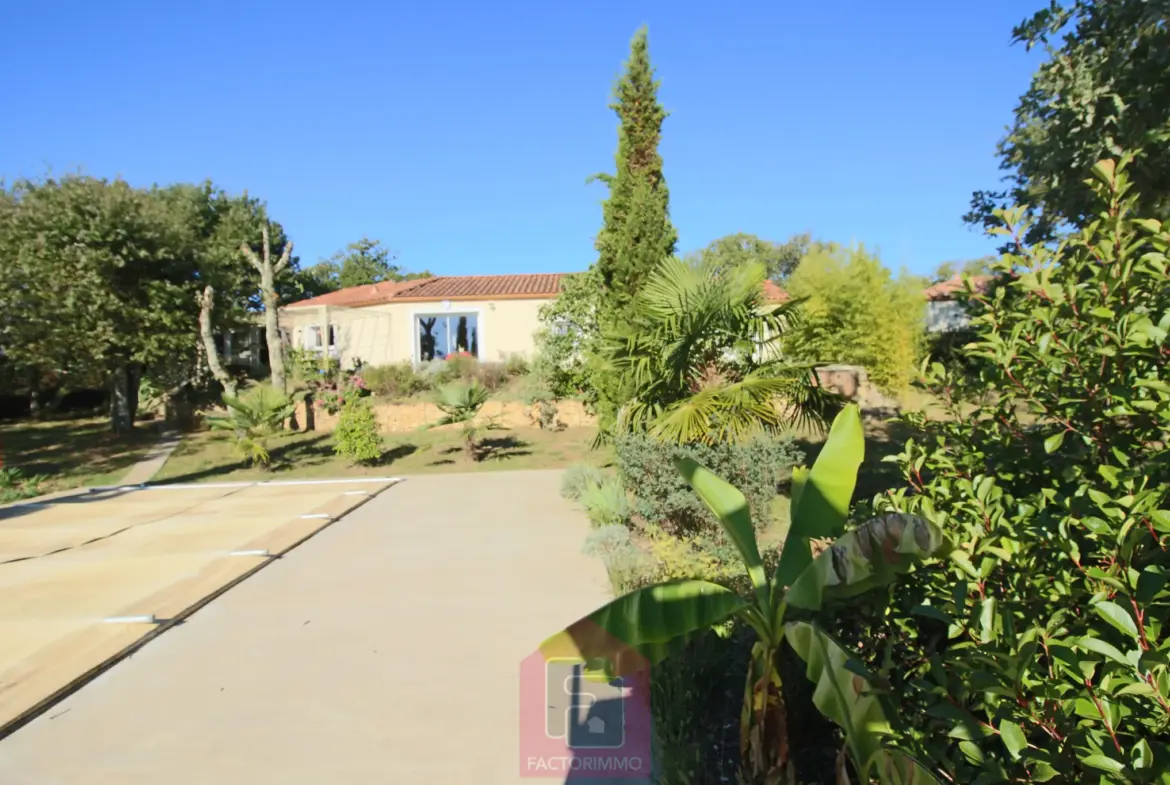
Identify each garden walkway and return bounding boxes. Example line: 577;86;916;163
0;469;615;785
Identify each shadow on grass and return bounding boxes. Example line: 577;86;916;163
2;418;163;483
478;435;532;461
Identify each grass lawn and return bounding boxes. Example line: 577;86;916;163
153;425;614;484
0;416;165;492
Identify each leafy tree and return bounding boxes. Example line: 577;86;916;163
782;244;927;395
0;175;299;431
693;232;811;282
592;26;678;322
532;267;602;399
930;255;996;283
297;237;431;295
965;0;1170;246
593;255;832;444
868;158;1170;782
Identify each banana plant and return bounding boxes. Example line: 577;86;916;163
540;405;949;784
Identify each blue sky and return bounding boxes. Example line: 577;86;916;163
1;1;1042;278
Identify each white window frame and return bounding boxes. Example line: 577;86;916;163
411;308;484;365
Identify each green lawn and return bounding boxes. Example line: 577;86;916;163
153;425;614;484
0;416;165;492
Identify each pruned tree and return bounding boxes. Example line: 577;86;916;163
196;285;237;398
241;224;293;395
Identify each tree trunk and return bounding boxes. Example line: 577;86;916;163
304;392;316;432
27;369;41;420
197;286;237;398
242;225;292;396
110;365;134;434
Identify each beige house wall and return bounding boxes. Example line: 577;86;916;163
279;296;552;368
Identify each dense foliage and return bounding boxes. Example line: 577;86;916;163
782;243;927;395
615;432;802;538
206;383;298;468
856;159;1170;782
0;175;298;431
592;26;678;324
333;396;382;464
966;0;1170;247
690;232;810;282
594;255;832;443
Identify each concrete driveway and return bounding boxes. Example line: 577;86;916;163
0;470;614;784
0;478;399;734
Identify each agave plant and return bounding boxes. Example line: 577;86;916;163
429;379;494;460
206;383;298;468
541;405;950;784
593;255;837;445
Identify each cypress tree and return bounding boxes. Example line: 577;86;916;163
593;26;678;322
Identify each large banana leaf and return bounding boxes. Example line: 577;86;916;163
786;513;950;612
539;580;747;678
774;404;865;587
784;621;941;785
674;456;767;597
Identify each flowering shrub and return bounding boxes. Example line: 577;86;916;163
314;373;370;416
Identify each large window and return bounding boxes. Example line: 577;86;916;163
416;313;478;361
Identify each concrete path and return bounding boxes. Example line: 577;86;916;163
0;469;613;785
118;427;182;485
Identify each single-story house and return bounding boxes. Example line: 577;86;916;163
227;270;988;371
278;274;566;368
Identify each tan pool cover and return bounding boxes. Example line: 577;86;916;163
0;478;399;734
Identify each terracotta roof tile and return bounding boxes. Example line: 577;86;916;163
389;273;565;301
761;280;790;303
924;274;993;302
284;278;431;308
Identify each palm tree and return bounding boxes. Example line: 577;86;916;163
594;256;835;444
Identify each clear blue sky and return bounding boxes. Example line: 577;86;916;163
1;1;1042;278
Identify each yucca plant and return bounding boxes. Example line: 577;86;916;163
578;475;633;528
593;255;838;445
206;383;298;469
429;379;494;461
541;405;951;783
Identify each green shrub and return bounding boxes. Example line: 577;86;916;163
859;159;1170;781
581;524;651;596
362;362;427;399
332;396;382;464
578;476;632;529
476;361;510;391
560;463;604;500
614;433;803;537
433;353;478;386
206;383;298;468
0;467;47;503
503;353;530;377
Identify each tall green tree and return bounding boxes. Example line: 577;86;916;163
0;175;299;431
782;244;927;395
296;237;431;296
930;255;996;283
965;0;1170;245
593;26;678;322
693;232;811;282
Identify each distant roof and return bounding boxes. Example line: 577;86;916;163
924;274;993;302
391;274;565;302
284;273;565;308
284;278;432;309
761;280;790;303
